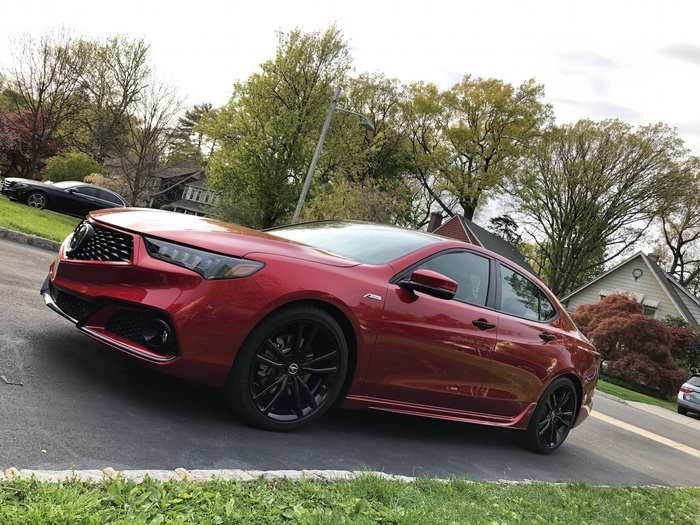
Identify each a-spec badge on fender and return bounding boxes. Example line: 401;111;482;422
363;293;383;301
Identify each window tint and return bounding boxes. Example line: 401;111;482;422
73;186;97;197
418;251;490;306
499;266;556;321
267;222;443;264
96;189;123;204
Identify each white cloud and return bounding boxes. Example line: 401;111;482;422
0;0;698;153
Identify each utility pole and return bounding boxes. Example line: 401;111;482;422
291;86;341;224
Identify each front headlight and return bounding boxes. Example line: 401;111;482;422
144;237;264;280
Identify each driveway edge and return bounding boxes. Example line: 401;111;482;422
0;228;59;252
0;468;683;487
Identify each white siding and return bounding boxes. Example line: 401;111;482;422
675;286;700;326
564;255;682;321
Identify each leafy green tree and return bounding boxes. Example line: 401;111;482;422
168;103;214;165
205;26;351;227
42;151;102;182
404;78;551;221
510;120;687;297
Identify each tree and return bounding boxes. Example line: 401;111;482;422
167;103;214;165
403;78;551;221
658;157;700;295
114;83;180;205
572;294;686;396
6;32;87;177
42;151;101;182
205;26;351;227
510;120;687;297
70;36;150;162
488;214;522;246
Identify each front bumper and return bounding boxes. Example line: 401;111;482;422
41;219;269;387
677;392;700;413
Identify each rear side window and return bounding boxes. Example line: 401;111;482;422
688;376;700;387
499;266;556;321
418;251;490;306
96;189;123;205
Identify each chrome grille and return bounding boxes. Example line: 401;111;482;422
66;223;133;262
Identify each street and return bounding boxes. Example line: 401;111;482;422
1;238;699;486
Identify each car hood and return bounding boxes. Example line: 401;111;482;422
90;208;360;268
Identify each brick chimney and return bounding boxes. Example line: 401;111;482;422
427;212;443;233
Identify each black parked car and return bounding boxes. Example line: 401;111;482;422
1;178;127;217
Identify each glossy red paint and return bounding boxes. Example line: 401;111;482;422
44;209;599;432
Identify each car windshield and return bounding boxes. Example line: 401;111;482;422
267;221;443;264
53;181;81;189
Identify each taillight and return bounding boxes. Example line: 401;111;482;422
680;386;694;393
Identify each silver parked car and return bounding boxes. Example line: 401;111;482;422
677;375;700;416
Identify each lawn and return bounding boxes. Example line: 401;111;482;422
0;196;79;243
597;379;677;412
0;477;698;524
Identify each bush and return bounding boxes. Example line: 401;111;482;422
42;151;102;182
572;294;687;397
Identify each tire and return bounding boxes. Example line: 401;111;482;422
522;377;578;454
225;305;349;431
26;191;48;209
678;406;688;416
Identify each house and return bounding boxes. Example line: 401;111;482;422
161;178;221;217
561;251;700;333
103;158;203;207
427;213;536;274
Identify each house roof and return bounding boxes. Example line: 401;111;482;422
432;215;536;275
161;199;209;214
561;251;700;333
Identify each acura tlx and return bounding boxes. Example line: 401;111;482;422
41;208;600;453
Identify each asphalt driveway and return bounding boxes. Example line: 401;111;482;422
2;238;700;485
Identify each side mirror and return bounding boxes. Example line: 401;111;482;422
399;268;458;300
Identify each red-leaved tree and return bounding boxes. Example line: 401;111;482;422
572;294;686;396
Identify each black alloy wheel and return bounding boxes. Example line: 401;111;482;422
523;377;578;454
226;305;349;431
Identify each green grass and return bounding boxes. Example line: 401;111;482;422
0;195;79;243
0;477;698;524
597;379;677;412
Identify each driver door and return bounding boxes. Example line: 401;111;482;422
366;250;503;415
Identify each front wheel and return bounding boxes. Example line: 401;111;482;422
26;191;47;209
225;305;349;431
522;377;578;454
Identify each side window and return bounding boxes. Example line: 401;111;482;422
74;186;97;197
418;251;490;306
96;189;122;205
499;266;555;321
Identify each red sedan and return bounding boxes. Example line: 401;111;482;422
41;209;599;453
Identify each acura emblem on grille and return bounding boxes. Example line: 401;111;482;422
67;222;95;254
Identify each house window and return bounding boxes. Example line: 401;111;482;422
643;305;657;317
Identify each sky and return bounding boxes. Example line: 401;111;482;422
1;0;699;157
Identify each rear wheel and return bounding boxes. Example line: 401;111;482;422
523;377;578;454
26;191;47;209
225;305;349;431
678;406;688;416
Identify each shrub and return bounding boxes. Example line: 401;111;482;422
42;151;102;182
572;294;686;396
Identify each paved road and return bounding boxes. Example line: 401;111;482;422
2;239;700;486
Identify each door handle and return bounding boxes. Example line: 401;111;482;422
472;318;496;330
539;332;556;342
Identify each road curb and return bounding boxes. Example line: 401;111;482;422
0;468;688;487
0;227;60;252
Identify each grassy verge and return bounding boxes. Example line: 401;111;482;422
597;379;677;412
0;196;79;243
0;477;698;524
